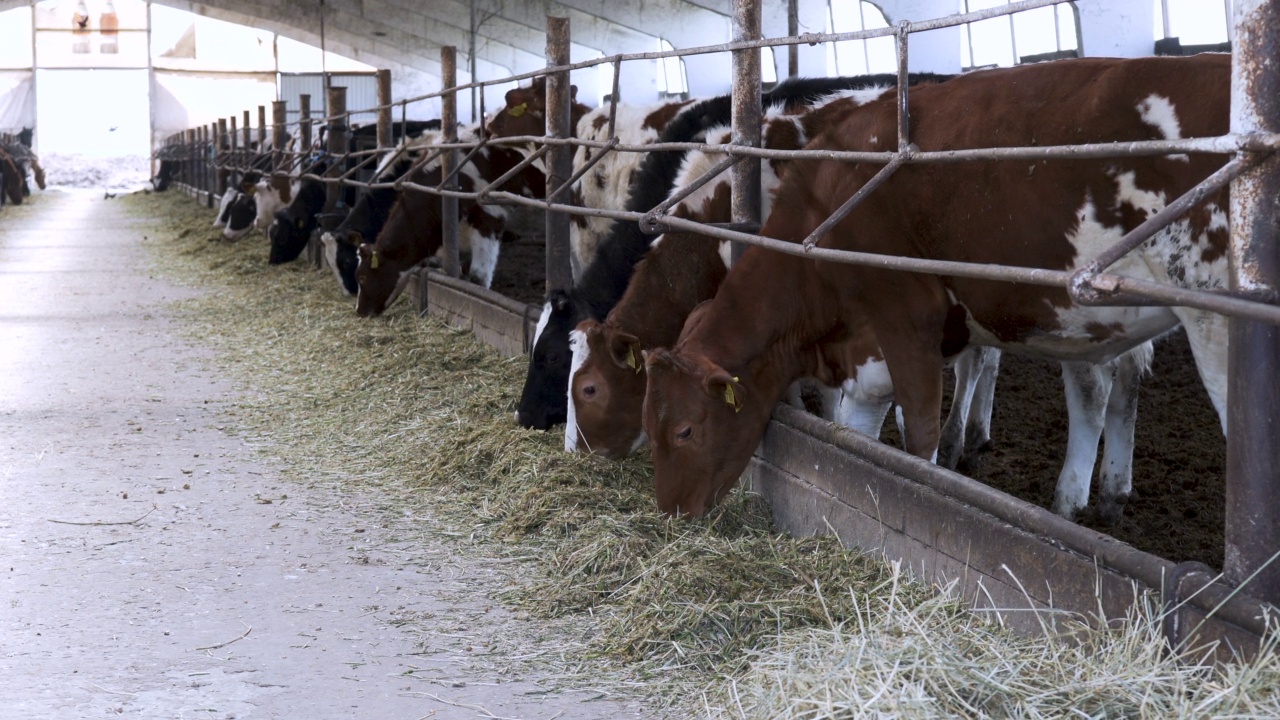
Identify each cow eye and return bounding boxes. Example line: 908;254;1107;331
582;385;596;398
544;351;560;365
675;426;692;442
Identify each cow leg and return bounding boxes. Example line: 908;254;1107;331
938;348;979;469
784;380;806;412
467;234;501;289
1054;361;1112;521
1097;342;1153;526
965;347;1000;455
836;360;894;438
879;344;945;462
1173;308;1228;434
815;384;842;422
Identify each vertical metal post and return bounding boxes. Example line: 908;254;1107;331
299;94;313;157
272;101;288;171
1225;0;1280;604
228;115;238;172
787;0;799;78
216;118;228;194
242;110;251;155
440;46;462;281
730;0;762;264
209;122;219;205
257;105;267;149
185;129;195;192
324;86;348;214
376;68;393;150
544;16;574;294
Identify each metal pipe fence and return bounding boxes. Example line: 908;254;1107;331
156;0;1280;605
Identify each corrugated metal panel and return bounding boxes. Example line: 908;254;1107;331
278;73;376;125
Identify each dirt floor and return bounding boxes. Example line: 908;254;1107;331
490;232;1228;570
0;190;654;719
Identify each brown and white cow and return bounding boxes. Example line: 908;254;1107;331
642;54;1231;519
487;77;694;280
354;124;545;317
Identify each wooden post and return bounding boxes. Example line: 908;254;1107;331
544;17;574;294
272;101;288;172
376;68;393;150
299;94;313;156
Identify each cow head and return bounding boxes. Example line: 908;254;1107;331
486;77;577;139
223;191;257;241
322;228;362;296
268;208;311;264
514;290;577;429
566;319;649;458
642;346;771;518
355;242;414;317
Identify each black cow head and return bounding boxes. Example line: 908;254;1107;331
515;290;579;429
268;208;312;264
223;192;257;241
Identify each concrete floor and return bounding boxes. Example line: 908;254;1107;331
0;189;650;719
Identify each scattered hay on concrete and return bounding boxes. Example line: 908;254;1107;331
132;189;1280;718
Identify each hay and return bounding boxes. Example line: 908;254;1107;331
131;189;1280;718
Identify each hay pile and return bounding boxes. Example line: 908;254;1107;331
132;190;1280;718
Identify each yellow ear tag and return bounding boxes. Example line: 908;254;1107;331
724;377;742;413
627;345;642;373
509;102;528;118
370;253;380;270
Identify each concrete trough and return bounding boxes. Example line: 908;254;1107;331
411;270;1273;657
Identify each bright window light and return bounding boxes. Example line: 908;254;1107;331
761;45;777;84
1154;0;1231;45
825;1;895;77
655;39;688;95
958;0;1079;69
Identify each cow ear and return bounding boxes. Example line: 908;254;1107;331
702;368;745;413
569;84;578;101
605;330;643;374
503;87;528;107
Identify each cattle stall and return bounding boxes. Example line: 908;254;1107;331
155;0;1279;658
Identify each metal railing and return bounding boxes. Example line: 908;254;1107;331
156;0;1280;608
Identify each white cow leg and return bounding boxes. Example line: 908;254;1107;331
784;380;806;411
1097;342;1152;526
965;347;1000;455
815;384;841;422
938;347;979;469
467;234;501;289
1054;361;1112;521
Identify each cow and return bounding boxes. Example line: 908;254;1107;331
354;124;546;317
568;90;1156;525
320;131;443;295
267;121;445;265
0;146;22;206
512;74;954;431
642;54;1231;520
487;77;697;281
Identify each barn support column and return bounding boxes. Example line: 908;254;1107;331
1225;0;1280;606
730;0;762;264
544;16;574;295
216;118;228;195
257;105;267;150
228;115;238;172
324;85;348;214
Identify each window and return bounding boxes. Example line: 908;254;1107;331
655;38;688;96
761;45;777;85
959;0;1080;70
825;1;895;77
1154;0;1231;47
0;7;33;69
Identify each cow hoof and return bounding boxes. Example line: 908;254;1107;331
1097;493;1130;527
1051;498;1082;523
936;442;962;471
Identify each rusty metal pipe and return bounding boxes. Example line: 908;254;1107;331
731;0;762;265
641;153;746;234
441;46;462;281
802;151;909;250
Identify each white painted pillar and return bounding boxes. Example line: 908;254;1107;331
878;0;964;74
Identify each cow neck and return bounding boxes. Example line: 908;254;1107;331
608;232;728;348
684;245;838;383
374;165;443;266
480;144;546;199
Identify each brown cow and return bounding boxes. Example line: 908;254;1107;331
642;55;1232;518
354;125;545;317
0;147;24;206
